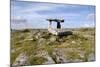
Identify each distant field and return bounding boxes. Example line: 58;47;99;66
11;27;95;66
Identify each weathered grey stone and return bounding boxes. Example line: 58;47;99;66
35;32;42;39
52;49;68;63
37;38;46;48
13;53;28;66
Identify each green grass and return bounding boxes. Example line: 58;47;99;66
11;50;21;64
11;28;95;65
28;56;47;65
66;51;82;60
20;40;38;56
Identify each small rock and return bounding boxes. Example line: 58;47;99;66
59;39;65;42
37;38;46;48
35;32;42;39
49;36;57;43
71;41;76;44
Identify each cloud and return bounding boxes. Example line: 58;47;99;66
87;13;95;20
18;6;50;13
81;23;95;27
11;16;27;25
11;1;95;29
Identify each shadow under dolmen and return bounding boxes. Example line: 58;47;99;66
57;31;73;36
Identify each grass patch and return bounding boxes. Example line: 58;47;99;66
66;51;82;60
20;40;37;56
28;56;47;65
43;44;53;56
11;51;21;64
11;28;95;64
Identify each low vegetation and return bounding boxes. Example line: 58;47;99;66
28;56;47;65
11;28;95;66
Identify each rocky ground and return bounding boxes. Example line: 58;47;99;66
11;28;95;66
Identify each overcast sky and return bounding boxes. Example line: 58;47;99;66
11;1;95;29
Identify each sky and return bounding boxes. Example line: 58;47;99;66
11;1;95;29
